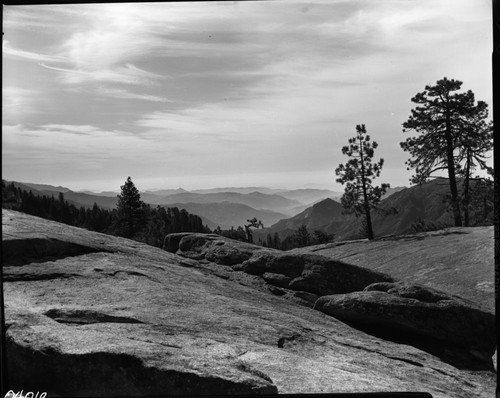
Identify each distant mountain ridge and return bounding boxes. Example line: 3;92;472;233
144;188;190;196
5;181;412;235
6;181;118;210
256;178;490;242
5;181;340;229
17;182;73;193
256;198;350;241
163;202;288;230
190;187;282;195
158;191;300;214
274;189;343;204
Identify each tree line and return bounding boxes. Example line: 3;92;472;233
1;178;209;249
335;77;493;240
258;226;334;250
2;178;327;251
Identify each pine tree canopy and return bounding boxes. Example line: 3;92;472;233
335;125;389;216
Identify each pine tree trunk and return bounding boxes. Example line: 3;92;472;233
364;208;374;240
482;193;488;224
128;207;134;238
359;135;374;240
445;111;462;226
463;148;471;227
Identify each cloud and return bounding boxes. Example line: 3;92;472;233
2;40;65;62
3;86;38;108
39;62;164;85
42;124;105;135
2;86;47;121
5;5;171;86
94;88;172;103
2;124;154;173
2;1;492;191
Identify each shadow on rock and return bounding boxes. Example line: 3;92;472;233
314;281;496;370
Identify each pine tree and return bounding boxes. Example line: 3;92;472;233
456;100;493;226
266;233;274;248
468;176;494;226
294;225;311;247
244;217;263;243
273;232;281;250
116;177;144;238
335;124;389;240
400;77;490;227
313;230;333;244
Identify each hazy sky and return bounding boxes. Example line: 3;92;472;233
2;0;492;192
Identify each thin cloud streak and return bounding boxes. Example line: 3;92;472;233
95;88;173;103
3;40;65;63
39;62;165;85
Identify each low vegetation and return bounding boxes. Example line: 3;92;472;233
260;225;334;250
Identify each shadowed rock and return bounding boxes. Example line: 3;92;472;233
44;308;144;325
286;255;395;296
167;233;394;297
365;281;456;303
235;251;395;296
165;233;266;265
261;272;293;288
314;282;496;369
2;238;104;266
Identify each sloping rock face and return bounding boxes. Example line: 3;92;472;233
295;227;495;312
3;210;497;397
314;282;496;369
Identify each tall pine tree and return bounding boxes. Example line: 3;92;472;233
456;100;493;226
116;177;144;238
335;124;389;240
400;77;491;227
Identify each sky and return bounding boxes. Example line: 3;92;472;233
2;0;493;193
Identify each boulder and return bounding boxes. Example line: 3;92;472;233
3;210;496;397
314;282;496;368
162;232;191;253
236;252;306;277
364;281;457;303
167;233;393;297
290;291;319;304
261;272;293;288
165;233;267;265
236;251;394;295
287;256;394;296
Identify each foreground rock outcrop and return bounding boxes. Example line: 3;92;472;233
314;281;496;368
3;210;496;397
